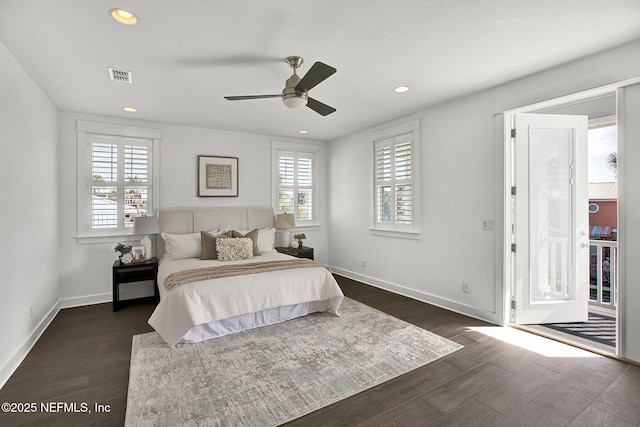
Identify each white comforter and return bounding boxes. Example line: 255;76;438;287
148;252;344;346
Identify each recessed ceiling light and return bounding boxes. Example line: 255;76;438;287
298;130;309;134
123;107;137;113
109;8;139;25
394;86;409;93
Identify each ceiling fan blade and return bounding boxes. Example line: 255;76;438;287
224;94;281;101
295;62;336;92
306;97;336;116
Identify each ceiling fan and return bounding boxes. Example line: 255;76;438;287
224;56;337;116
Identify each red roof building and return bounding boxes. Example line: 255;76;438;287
589;182;617;240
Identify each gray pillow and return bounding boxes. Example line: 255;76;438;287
231;229;260;256
201;230;231;260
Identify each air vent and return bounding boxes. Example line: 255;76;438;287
108;67;132;83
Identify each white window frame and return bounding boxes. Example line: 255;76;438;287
76;120;160;242
370;119;421;239
271;140;319;228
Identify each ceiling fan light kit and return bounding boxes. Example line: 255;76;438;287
282;71;308;109
283;93;308;109
224;56;337;116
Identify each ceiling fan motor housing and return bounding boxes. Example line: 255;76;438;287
282;74;308;108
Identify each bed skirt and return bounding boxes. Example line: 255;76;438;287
181;300;330;343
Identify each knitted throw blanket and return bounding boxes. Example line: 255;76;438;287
164;259;330;291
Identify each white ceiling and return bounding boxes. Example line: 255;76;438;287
1;0;639;141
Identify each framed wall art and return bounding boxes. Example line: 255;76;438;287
198;155;239;197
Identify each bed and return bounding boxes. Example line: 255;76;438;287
147;207;344;346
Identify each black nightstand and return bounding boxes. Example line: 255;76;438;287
112;257;159;312
276;246;314;260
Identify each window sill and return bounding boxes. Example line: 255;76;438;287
369;228;421;240
291;224;320;232
76;233;156;245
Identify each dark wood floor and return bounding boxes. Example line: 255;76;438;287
1;276;639;426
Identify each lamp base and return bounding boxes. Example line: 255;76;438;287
276;230;291;248
141;235;152;259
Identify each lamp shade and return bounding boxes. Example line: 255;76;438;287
275;213;295;229
132;216;159;235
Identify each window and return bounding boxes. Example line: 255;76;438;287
375;136;413;225
89;135;151;229
371;120;420;237
77;120;160;238
272;141;318;226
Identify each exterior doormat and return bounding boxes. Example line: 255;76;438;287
126;297;462;426
542;312;615;347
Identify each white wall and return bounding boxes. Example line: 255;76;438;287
57;112;329;305
328;95;499;321
0;41;59;386
327;40;640;338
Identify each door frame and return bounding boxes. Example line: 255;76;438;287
500;78;640;356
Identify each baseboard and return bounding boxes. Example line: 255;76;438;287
1;292;124;389
0;300;60;390
59;292;112;309
331;266;498;325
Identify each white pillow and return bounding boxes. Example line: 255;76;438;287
161;232;202;260
238;228;276;253
258;228;276;253
216;238;254;261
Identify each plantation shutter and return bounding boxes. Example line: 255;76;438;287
375;141;393;223
394;136;412;225
374;133;414;227
277;151;315;224
123;144;150;225
278;155;295;215
88;134;152;232
91;141;118;228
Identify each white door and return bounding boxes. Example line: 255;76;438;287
512;113;589;324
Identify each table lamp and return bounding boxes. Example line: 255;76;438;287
132;216;159;259
275;213;295;248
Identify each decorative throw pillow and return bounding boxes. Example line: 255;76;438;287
231;229;260;256
161;232;202;260
216;238;254;261
201;230;231;260
257;228;276;253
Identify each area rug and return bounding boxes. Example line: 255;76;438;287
542;312;616;347
125;297;462;426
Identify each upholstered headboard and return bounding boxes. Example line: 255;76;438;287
156;207;275;258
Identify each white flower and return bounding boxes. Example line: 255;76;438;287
121;253;134;264
291;241;299;248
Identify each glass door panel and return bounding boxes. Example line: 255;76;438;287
529;129;573;303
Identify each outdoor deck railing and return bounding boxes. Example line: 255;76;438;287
590;240;617;309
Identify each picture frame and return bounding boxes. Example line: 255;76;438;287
131;246;146;263
198;155;239;197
